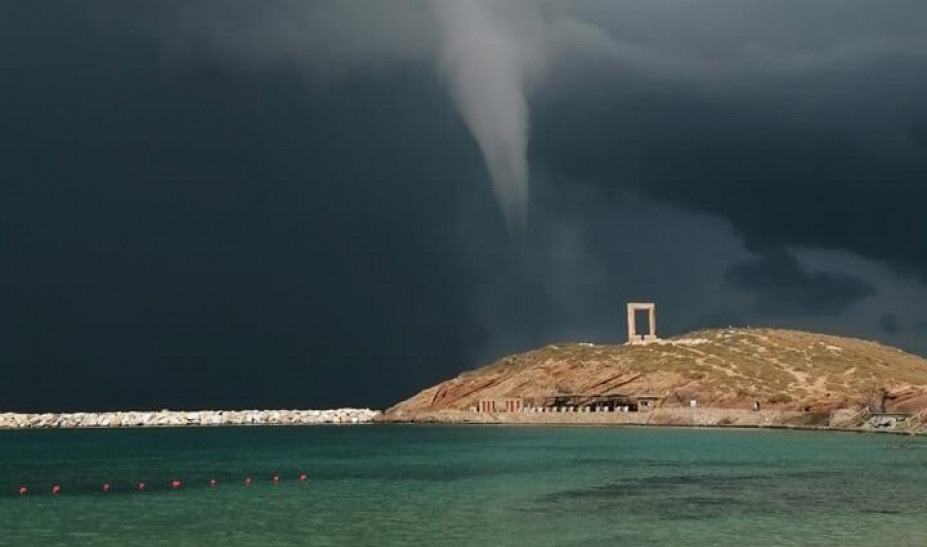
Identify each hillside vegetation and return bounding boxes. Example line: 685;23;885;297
387;328;927;416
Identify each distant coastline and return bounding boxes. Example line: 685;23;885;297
0;408;380;429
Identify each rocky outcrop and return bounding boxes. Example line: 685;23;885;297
0;408;380;430
383;328;927;434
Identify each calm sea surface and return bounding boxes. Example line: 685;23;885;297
1;425;925;546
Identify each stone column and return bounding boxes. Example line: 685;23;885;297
627;305;637;342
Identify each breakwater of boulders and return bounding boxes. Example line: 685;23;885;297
0;408;381;429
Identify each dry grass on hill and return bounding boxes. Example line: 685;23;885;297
387;328;927;416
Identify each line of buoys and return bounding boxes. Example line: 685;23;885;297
16;473;308;496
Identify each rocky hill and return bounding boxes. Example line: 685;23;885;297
385;328;927;420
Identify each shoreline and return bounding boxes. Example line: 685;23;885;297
378;420;925;438
377;407;927;436
2;407;923;437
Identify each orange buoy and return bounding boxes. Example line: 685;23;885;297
102;483;111;493
52;484;61;496
171;480;182;490
245;477;253;487
209;478;217;488
137;482;145;492
18;486;27;496
299;473;308;481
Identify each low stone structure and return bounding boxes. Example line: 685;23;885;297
0;408;380;430
866;413;912;431
383;407;841;430
475;399;525;413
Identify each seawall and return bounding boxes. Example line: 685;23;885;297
0;408;381;429
379;407;927;434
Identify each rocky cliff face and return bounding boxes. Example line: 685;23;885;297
385;328;927;418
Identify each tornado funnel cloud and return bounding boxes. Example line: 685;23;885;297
432;0;532;229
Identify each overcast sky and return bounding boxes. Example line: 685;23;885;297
2;1;927;411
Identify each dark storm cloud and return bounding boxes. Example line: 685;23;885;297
2;1;927;412
880;313;902;335
1;2;483;411
98;0;927;280
725;250;876;317
528;1;927;280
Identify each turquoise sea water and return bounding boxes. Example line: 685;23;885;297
1;425;925;546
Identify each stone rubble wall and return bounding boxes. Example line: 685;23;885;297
381;407;897;432
0;408;381;429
